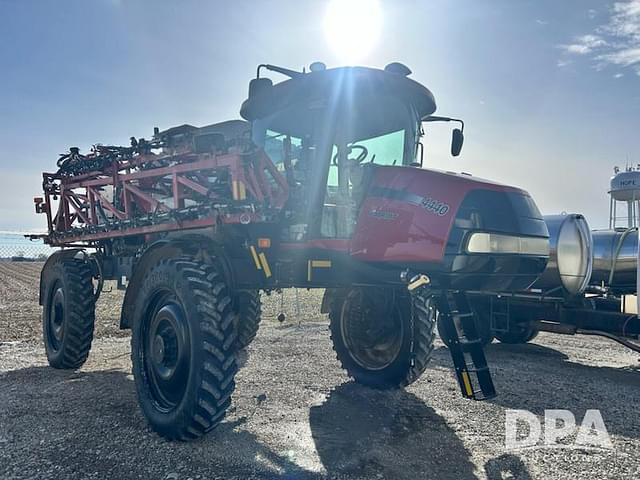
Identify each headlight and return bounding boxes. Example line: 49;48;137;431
466;232;549;255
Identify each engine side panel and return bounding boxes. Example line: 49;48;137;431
351;166;521;263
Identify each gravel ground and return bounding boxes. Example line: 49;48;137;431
1;261;639;479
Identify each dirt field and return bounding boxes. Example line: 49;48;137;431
1;261;639;479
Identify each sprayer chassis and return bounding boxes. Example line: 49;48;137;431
32;63;553;440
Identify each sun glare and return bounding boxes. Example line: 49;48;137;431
324;0;383;64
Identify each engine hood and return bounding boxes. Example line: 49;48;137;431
351;165;547;265
413;167;524;193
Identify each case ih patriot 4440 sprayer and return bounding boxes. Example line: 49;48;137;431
31;63;550;440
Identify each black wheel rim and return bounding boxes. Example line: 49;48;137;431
340;291;404;371
142;292;191;412
47;282;65;352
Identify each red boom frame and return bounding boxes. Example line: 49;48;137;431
36;148;288;245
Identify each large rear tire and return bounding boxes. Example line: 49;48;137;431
233;290;261;350
42;254;95;369
329;288;436;389
131;256;237;440
494;324;539;344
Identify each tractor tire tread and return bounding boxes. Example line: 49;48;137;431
131;256;237;441
43;256;95;369
329;288;436;389
233;290;262;350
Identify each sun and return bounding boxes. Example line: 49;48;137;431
324;0;383;64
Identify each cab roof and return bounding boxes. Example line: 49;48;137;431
240;66;437;140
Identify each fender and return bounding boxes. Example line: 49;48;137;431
320;288;347;314
119;235;234;329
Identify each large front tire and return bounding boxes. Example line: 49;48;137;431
131;256;237;440
329;288;436;389
41;254;95;369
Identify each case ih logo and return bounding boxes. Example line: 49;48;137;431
368;209;399;220
421;197;450;216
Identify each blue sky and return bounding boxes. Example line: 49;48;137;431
0;0;639;231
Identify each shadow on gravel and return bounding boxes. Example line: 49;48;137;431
484;454;532;480
431;342;640;441
486;342;570;360
429;343;570;372
0;366;321;479
309;382;479;480
432;342;570;361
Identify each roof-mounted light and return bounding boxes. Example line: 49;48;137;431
309;61;327;72
384;62;412;76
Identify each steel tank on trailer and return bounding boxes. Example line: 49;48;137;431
534;214;593;296
590;228;638;293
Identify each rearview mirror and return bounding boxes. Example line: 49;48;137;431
451;128;464;157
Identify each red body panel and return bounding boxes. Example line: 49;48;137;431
351;166;523;263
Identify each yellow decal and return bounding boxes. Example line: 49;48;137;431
461;371;474;398
249;246;261;270
307;259;332;281
311;260;332;268
258;252;272;278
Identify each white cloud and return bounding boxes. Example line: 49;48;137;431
599;47;640;66
614;72;624;78
561;34;607;55
564;44;591;54
560;1;640;74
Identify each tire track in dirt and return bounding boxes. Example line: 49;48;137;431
0;262;128;341
0;262;41;292
0;262;45;341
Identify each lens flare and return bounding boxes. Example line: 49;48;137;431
324;0;383;64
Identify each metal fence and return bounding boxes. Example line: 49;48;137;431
0;233;58;261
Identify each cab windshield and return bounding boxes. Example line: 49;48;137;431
252;96;421;239
253;96;420;170
327;128;408;188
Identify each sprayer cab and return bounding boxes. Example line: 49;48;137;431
241;62;463;168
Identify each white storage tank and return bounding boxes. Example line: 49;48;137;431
609;167;640;229
610;169;640;202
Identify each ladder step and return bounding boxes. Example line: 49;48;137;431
465;366;490;374
473;392;496;401
438;293;496;401
451;311;475;319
